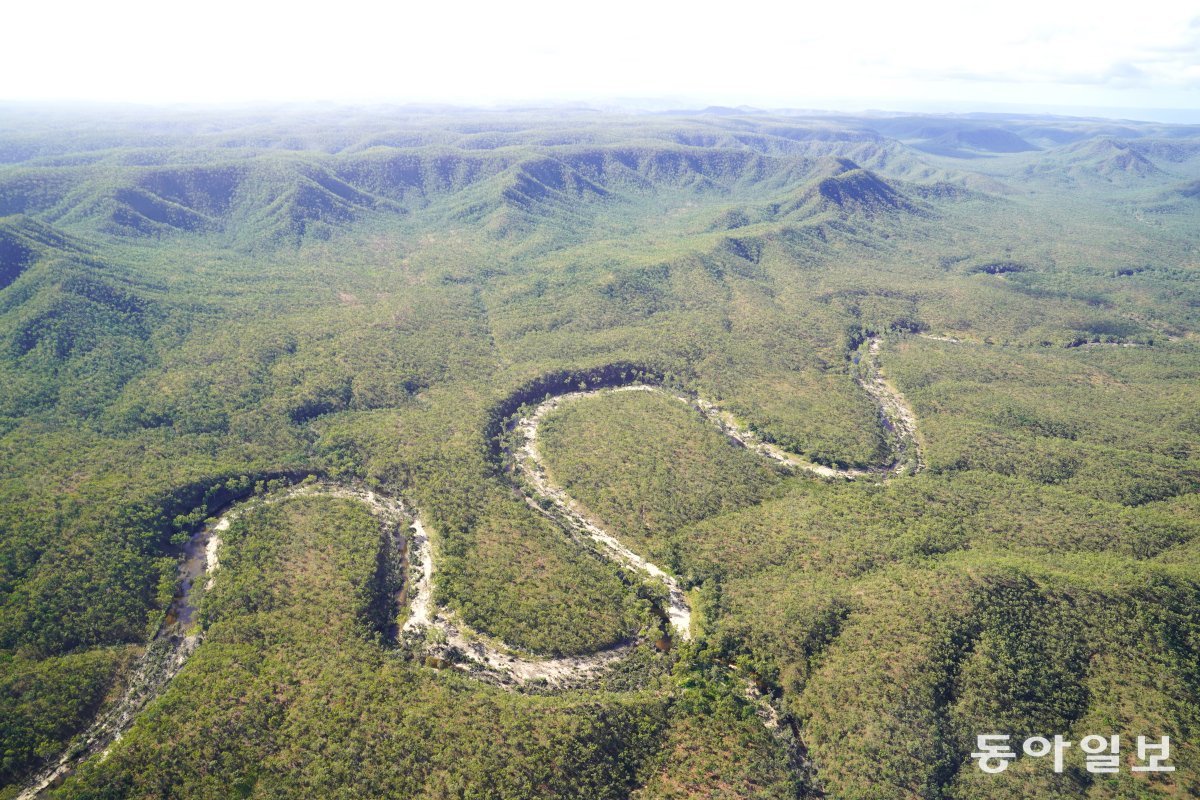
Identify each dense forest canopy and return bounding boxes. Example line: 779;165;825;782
0;105;1198;799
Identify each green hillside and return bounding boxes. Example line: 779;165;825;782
1;105;1198;799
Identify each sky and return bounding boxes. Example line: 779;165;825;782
5;0;1200;120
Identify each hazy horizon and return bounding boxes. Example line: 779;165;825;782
2;97;1198;128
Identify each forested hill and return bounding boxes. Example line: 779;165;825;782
1;106;1199;799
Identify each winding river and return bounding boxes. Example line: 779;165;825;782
19;336;920;798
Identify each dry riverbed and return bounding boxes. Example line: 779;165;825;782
21;337;922;797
